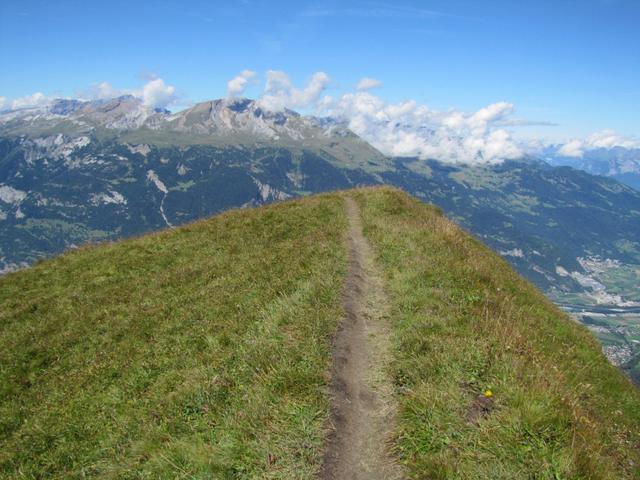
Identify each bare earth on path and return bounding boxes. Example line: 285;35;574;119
320;196;402;480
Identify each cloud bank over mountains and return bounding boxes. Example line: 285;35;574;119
328;91;522;163
2;70;637;165
0;92;51;110
251;71;523;163
234;70;637;164
83;77;178;109
227;70;256;97
1;77;179;111
557;130;640;157
257;71;331;112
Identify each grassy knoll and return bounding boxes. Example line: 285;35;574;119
354;187;640;479
0;194;347;479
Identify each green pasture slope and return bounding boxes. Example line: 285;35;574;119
1;187;639;479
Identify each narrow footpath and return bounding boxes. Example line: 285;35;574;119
320;196;402;480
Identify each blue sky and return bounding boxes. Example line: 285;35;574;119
1;0;639;142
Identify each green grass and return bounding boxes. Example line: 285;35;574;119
353;187;640;479
1;186;639;479
0;193;348;479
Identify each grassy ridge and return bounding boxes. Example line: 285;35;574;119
354;187;640;479
2;187;639;479
0;194;348;479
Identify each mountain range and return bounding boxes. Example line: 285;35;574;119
545;146;640;191
1;95;639;376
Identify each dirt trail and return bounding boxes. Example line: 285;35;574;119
320;196;402;480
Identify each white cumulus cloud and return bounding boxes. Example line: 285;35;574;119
227;70;256;97
585;129;639;149
10;92;53;109
141;78;177;109
250;70;526;164
258;71;331;111
78;77;178;109
557;139;585;157
468;102;514;132
83;81;130;100
356;77;383;91
558;129;640;157
324;90;522;164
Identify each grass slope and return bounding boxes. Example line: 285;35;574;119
354;188;640;479
0;194;347;479
1;187;639;479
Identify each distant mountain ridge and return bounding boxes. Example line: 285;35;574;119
1;96;639;288
0;95;164;133
0;96;388;275
545;146;640;190
0;96;388;170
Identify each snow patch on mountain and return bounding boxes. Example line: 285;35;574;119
14;134;93;166
147;170;172;227
146;170;168;194
253;177;290;202
500;248;524;258
128;144;151;156
90;191;127;206
0;259;30;275
0;185;27;204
